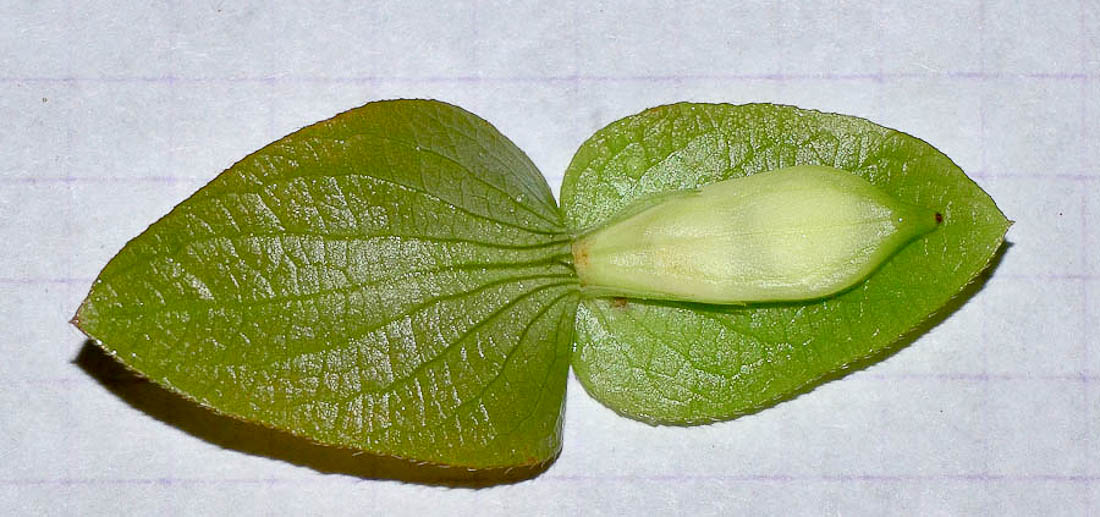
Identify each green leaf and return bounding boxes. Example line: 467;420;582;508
75;99;579;468
560;102;1009;425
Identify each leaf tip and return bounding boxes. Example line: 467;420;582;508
70;291;95;330
70;302;89;333
70;283;105;341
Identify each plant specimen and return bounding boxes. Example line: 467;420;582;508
74;100;1009;470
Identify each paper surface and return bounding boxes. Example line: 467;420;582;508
1;1;1096;514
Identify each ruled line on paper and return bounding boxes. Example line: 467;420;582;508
0;71;1094;85
2;472;1098;487
0;176;208;184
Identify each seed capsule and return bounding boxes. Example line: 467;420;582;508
572;165;940;304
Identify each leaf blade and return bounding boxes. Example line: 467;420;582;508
76;99;578;468
562;102;1009;424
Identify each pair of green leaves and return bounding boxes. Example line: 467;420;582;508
74;100;1009;471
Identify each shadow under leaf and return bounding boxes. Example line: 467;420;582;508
770;240;1013;417
834;240;1012;377
73;342;553;488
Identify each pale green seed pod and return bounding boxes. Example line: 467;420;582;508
572;165;941;304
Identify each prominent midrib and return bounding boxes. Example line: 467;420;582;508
163;231;570;272
94;253;574;321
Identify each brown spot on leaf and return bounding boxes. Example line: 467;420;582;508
612;297;628;308
934;212;943;224
573;242;589;269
